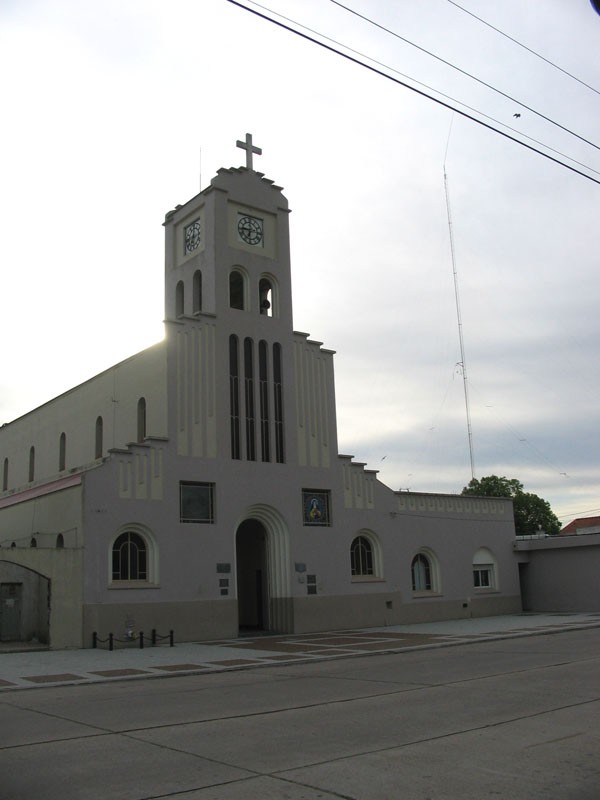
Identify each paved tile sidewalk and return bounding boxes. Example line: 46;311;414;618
1;612;599;691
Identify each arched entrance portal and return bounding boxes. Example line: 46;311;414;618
234;505;293;635
0;561;50;644
236;519;269;632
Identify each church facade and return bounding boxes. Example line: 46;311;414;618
0;137;521;648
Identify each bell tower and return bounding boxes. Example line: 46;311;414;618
162;134;296;463
163;133;292;330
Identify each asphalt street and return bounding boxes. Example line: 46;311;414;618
1;624;599;799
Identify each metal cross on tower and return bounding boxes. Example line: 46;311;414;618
236;132;262;170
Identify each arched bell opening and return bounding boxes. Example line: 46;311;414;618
259;278;273;316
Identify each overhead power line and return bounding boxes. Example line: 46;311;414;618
556;506;600;522
242;1;599;179
228;0;600;187
331;0;600;152
447;0;600;98
245;0;600;175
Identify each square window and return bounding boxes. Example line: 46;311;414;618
302;490;331;526
473;567;492;588
180;482;215;523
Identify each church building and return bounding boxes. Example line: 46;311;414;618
0;136;521;648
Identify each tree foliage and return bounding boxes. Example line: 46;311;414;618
461;475;561;536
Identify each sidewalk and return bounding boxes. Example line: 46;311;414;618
1;612;599;691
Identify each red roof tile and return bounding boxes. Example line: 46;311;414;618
560;515;600;534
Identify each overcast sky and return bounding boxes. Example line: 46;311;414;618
1;0;598;525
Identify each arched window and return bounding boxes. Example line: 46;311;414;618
229;335;241;459
56;534;64;549
229;270;245;310
59;432;66;471
2;458;8;491
259;278;273;316
30;537;37;548
244;338;256;461
411;553;431;591
412;554;429;591
259;340;270;462
193;270;202;313
29;446;35;482
350;531;382;579
112;532;148;581
95;416;103;459
351;535;374;576
411;549;440;593
175;280;185;317
137;397;146;442
473;547;497;589
273;342;284;463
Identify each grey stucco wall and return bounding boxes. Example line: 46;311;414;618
0;550;83;648
519;540;600;612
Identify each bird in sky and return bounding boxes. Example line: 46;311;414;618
513;112;521;118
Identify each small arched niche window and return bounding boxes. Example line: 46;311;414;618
59;432;67;472
259;278;273;317
56;534;65;549
137;397;147;442
95;416;104;459
193;270;202;314
29;446;35;482
30;537;37;548
229;270;245;310
2;457;8;492
175;280;185;318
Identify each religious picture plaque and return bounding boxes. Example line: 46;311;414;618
302;490;331;526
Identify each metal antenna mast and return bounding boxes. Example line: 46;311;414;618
443;161;475;480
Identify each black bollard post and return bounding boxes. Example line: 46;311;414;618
139;631;144;649
169;630;174;647
109;632;113;651
92;632;97;649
